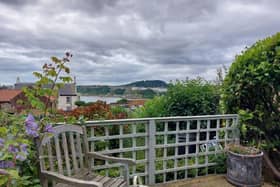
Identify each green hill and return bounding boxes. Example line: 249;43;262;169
77;80;167;98
124;80;167;88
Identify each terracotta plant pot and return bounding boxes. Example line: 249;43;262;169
227;149;263;187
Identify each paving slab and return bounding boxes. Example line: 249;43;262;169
152;175;275;187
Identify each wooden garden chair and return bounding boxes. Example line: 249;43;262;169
37;124;136;187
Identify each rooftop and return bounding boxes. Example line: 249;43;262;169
14;83;77;96
0;89;22;102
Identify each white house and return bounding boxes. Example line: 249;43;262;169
57;83;79;111
14;77;79;111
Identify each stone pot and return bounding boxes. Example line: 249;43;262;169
226;149;263;187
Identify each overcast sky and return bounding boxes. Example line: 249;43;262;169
0;0;279;85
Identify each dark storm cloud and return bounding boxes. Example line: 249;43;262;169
0;0;280;84
0;0;34;6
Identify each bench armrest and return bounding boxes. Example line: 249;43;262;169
87;152;136;166
41;170;102;187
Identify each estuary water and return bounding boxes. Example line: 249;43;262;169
80;95;122;104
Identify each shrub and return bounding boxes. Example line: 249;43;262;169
75;100;86;107
133;96;167;117
133;78;220;117
222;32;280;148
166;78;220;116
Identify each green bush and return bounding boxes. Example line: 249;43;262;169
165;78;220;116
133;78;220;117
222;32;280;148
133;96;167;117
75;100;86;106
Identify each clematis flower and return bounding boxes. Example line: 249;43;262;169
16;154;26;161
25;114;39;137
0;138;4;147
44;124;54;133
0;161;15;169
20;144;28;155
8;145;19;153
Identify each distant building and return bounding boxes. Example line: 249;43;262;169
0;90;25;112
57;84;79;111
14;77;79;111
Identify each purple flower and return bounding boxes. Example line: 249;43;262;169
44;124;54;133
0;161;15;169
0;138;4;147
8;145;19;153
25;114;39;137
0;169;9;175
16;154;26;161
20;144;28;155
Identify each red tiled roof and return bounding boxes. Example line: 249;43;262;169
0;90;22;102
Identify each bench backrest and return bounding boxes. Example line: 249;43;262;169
38;125;89;176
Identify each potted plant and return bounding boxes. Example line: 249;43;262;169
226;144;263;187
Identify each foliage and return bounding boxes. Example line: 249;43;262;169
222;33;280;148
116;98;128;104
165;78;220;116
61;101;128;120
0;112;33;186
110;106;128;119
61;101;111;120
77;86;111;95
228;144;261;155
75;100;86;107
133;78;220;117
133;96;168;117
124;80;168;88
77;80;167;99
137;89;157;99
113;88;125;95
0;52;73;186
213;153;227;174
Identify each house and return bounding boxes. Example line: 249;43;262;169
0;90;25;112
14;77;79;111
57;83;79;111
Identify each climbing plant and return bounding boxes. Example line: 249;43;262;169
0;52;73;186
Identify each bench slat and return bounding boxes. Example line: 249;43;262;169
69;132;78;173
54;135;63;174
76;133;84;169
62;133;71;176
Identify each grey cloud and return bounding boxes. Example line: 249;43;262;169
0;0;280;85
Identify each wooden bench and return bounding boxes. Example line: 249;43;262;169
37;125;136;187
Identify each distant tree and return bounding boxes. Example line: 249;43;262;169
77;86;111;95
125;80;168;88
133;77;220;117
110;106;128;119
137;89;157;98
116;98;128;104
166;78;220;116
113;88;125;95
75;100;86;107
133;96;167;117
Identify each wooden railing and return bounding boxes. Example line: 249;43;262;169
84;114;239;185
